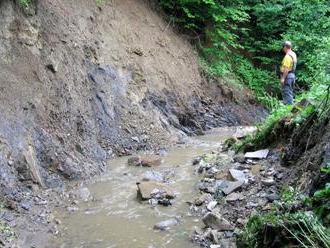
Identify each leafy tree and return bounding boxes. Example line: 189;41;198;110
158;0;330;105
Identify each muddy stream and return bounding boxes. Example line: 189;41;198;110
53;127;242;248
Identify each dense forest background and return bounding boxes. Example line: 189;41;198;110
158;0;330;108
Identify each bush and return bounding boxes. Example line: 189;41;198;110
234;83;330;152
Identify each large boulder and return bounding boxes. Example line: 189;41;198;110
128;155;162;167
202;211;234;231
136;181;175;200
216;180;244;195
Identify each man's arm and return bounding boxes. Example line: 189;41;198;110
280;67;289;85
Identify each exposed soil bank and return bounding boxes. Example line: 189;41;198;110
0;0;266;246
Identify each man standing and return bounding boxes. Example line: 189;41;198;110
280;41;297;105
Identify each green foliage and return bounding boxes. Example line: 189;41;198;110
311;163;330;225
234;103;292;151
234;83;329;152
243;0;330;88
0;203;16;243
240;156;330;247
95;0;106;6
158;0;330;106
313;183;330;224
233;55;281;108
158;0;248;50
240;190;330;248
239;211;330;248
18;0;31;8
0;221;16;243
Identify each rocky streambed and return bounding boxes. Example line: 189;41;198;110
42;126;288;248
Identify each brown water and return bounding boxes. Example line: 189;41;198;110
53;127;242;248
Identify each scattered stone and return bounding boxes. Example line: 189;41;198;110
157;198;172;206
266;193;280;202
194;194;212;206
246;202;258;209
205;187;216;194
246;159;257;164
192;157;202;165
131;47;144;56
23;145;44;187
233;126;257;139
214;170;229;180
203;178;215;183
257;198;269;206
217;180;244;195
202;211;234;231
245;149;269;159
265;168;276;177
194;226;204;235
251;164;262;175
228;169;246;182
128;156;141;166
46;63;58;73
1;212;14;222
210;245;221;248
210;229;220;244
226;193;242;202
219;239;237;248
148;198;158;206
156;148;168;157
128;155;162;167
131;136;140;142
233;153;245;163
142;171;164;182
262;204;273;211
137;181;175;200
207;167;220;177
207;201;217;211
275;173;284;180
236;218;247;226
261;177;275;186
20;201;31;211
74;187;91;202
54;218;62;225
224;231;234;238
153;218;179;231
67;206;79;212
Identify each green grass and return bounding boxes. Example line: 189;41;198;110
233;83;330;152
239;195;330;248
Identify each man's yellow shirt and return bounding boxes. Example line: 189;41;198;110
280;54;294;72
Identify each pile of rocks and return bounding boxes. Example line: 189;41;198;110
130;155;177;207
190;148;286;247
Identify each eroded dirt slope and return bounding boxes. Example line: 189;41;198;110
0;0;265;199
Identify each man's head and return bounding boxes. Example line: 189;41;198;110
282;41;292;53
